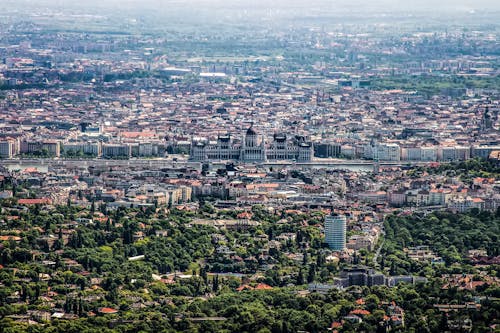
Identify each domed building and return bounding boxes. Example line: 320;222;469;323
190;125;313;162
241;124;266;162
245;125;258;147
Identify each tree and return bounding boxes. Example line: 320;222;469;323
213;274;219;292
297;269;305;285
307;264;316;283
200;266;208;284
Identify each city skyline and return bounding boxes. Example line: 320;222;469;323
0;1;498;332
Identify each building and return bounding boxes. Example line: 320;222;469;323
347;235;376;251
137;142;161;157
420;147;437;161
401;147;421;161
374;143;401;161
388;190;406;207
324;214;347;251
429;189;449;205
0;140;15;158
314;143;341;158
338;267;386;287
340;145;356;158
241;125;266;162
102;143;131;158
364;142;401;161
368;273;386;286
190;125;313;162
447;196;486;212
472;146;500;159
20;140;60;157
62;141;101;156
405;246;438;262
439;146;470;161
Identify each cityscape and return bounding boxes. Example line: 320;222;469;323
0;0;498;332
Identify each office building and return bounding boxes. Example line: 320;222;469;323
0;140;15;158
324;214;347;251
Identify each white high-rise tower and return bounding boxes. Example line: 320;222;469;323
325;214;346;251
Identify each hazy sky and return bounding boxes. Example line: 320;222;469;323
2;0;499;32
4;0;500;10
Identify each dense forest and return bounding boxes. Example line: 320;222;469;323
381;210;500;274
0;202;498;332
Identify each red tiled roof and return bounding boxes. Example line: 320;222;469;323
22;167;40;173
356;298;365;305
120;131;156;138
98;307;118;314
331;322;342;328
0;235;21;241
350;309;371;316
236;284;254;292
236;283;273;291
18;198;52;205
237;212;253;219
255;283;273;290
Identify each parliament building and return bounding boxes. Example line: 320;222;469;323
190;125;313;162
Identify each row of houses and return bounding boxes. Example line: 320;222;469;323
2;135;500;163
319;142;500;162
0;139;166;158
359;183;500;212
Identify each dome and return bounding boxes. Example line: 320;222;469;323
246;126;257;136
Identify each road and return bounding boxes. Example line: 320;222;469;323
0;157;437;172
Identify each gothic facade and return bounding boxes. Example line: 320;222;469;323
190;126;313;162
